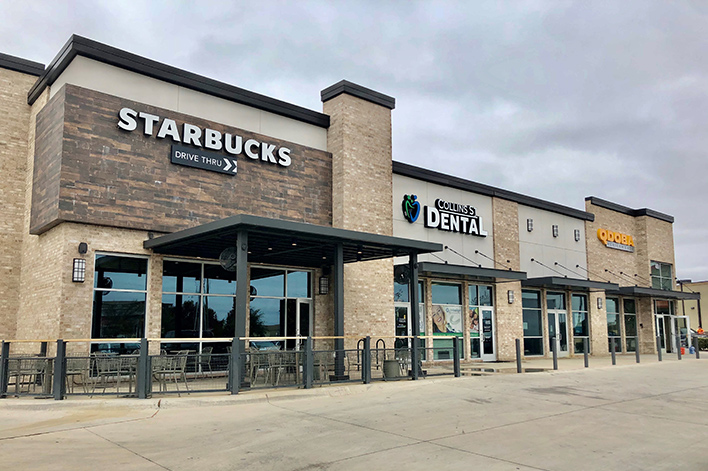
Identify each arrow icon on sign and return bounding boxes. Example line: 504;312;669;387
223;158;237;173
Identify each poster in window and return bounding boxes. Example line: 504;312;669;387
432;305;462;334
469;307;480;338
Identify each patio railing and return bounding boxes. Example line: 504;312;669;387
0;336;464;400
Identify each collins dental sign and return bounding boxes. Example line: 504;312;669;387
597;228;634;253
117;108;292;175
402;195;488;237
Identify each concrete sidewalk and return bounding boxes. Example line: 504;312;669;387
1;355;707;470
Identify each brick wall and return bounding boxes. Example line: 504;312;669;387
324;92;394;346
0;68;38;339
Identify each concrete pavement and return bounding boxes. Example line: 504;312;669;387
1;357;707;470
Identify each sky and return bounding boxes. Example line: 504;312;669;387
2;0;706;281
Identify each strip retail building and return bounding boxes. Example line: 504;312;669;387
0;36;699;367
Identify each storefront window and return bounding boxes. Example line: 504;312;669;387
161;259;236;353
606;297;621;353
572;294;589;354
432;282;463;360
91;254;148;353
522;290;543;356
651;261;673;291
249;266;312;350
624;299;637;352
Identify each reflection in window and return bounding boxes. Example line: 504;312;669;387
606;296;621;353
249;267;313;348
651;261;673;291
572;294;589;354
161;260;236;353
522;290;543;356
624;298;637;352
92;254;148;353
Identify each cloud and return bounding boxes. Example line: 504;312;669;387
1;0;706;278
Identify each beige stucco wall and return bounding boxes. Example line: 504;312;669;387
0;68;39;340
49;56;327;151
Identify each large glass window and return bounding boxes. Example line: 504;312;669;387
161;259;236;353
623;299;637;352
651;261;673;291
249;267;312;350
522;290;544;356
432;282;463;360
91;254;148;353
606;297;621;353
572;294;589;354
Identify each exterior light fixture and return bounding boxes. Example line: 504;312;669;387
72;258;86;283
78;242;88;254
291;238;298;246
507;290;514;304
597;297;603;310
527;219;533;232
319;276;329;295
552;225;559;238
574;229;581;242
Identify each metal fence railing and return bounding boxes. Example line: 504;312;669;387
0;336;469;400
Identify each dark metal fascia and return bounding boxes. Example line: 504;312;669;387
393;161;594;221
0;52;45;76
27;35;330;128
585;196;674;223
321;80;395;110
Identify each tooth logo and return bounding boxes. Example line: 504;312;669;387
402;194;420;223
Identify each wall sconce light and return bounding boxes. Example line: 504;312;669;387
552;225;559;238
72;258;86;283
597;297;603;310
527;219;533;232
507;290;514;304
574;229;581;242
78;242;88;254
319;276;329;295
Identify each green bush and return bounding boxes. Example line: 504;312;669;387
697;338;708;351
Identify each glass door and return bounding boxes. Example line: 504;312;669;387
298;299;311;350
656;315;670;353
548;311;569;357
285;299;311;350
394;304;410;349
481;308;496;361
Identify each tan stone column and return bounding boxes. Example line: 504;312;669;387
589;290;608;355
321;81;395;347
637;297;656;354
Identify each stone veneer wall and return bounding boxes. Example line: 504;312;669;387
323;93;394;347
31;84;333;235
0;68;40;340
586;200;676;354
492;197;522;361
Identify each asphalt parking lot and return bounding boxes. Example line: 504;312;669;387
1;358;707;470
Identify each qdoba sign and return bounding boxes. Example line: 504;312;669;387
117;107;292;176
597;228;634;252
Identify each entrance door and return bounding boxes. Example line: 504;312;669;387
285;299;311;350
548;311;569;357
394;304;410;349
481;308;496;361
656;315;671;353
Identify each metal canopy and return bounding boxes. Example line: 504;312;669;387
522;276;619;291
144;214;442;268
610;286;701;300
416;262;527;282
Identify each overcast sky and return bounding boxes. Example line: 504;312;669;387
2;1;706;281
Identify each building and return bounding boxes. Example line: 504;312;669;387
0;35;699;364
